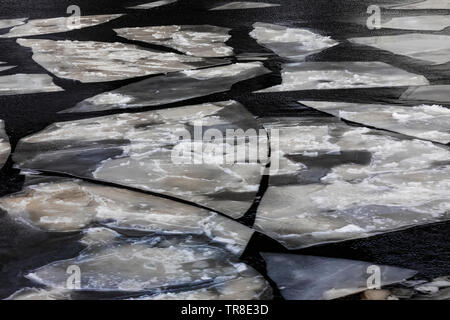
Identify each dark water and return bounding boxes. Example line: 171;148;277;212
0;0;449;299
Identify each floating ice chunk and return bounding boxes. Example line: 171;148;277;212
0;74;63;96
249;22;338;60
383;0;450;9
115;25;233;57
17;38;219;83
0;176;254;254
381;15;450;31
255;117;450;249
0;18;26;30
0;120;10;168
6;288;72;300
127;0;178;9
400;85;450;104
349;34;450;65
0;62;15;72
0;14;123;38
24;229;264;293
262;253;416;300
256;62;428;92
14;101;268;218
65;62;270;113
210;2;280;10
300;101;450;144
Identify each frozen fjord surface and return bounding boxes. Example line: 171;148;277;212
349;34;450;65
13;101;268;219
381;15;450;31
255;117;450;249
0;14;123;38
262;253;416;300
17;38;221;83
400;85;450;105
115;25;233;58
127;0;178;10
0;175;254;254
0;74;63;96
256;62;429;92
65;62;270;113
210;2;280;10
249;22;338;60
0;18;26;30
383;0;450;9
300;101;450;144
0;120;11;169
19;227;270;296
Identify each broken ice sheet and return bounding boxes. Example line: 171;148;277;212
383;0;450;9
299;100;450;144
17;38;221;83
400;85;450;105
13;101;268;218
254;117;450;249
256;62;429;92
381;15;450;31
0;14;123;38
262;253;416;300
127;0;178;10
0;175;254;254
210;2;280;10
0;18;26;30
349;34;450;65
115;25;233;58
249;22;338;60
22;228;269;295
0;62;15;73
64;62;270;113
0;74;63;96
0;120;11;168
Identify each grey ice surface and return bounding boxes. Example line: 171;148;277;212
0;120;11;168
262;253;416;300
127;0;178;9
0;74;63;96
0;18;26;30
381;15;450;31
256;62;429;92
65;62;270;113
210;2;280;10
383;0;450;9
400;85;450;105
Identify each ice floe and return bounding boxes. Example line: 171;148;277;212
0;15;123;38
383;0;450;9
127;0;178;10
65;62;270;113
256;62;429;92
262;253;416;300
210;2;280;10
0;62;15;72
115;25;233;57
0;18;26;30
254;117;450;249
299;100;450;144
400;85;450;105
0;175;254;253
0;74;63;96
14;101;268;218
0;120;11;168
381;15;450;31
19;228;269;295
17;38;219;83
249;22;338;60
349;34;450;65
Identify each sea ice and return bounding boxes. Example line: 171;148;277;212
64;62;270;113
254;117;450;249
262;253;416;300
250;22;338;60
17;38;219;83
381;15;450;31
383;0;450;9
13;101;268;218
400;85;450;105
127;0;178;9
299;100;450;144
210;2;280;10
0;15;123;38
115;25;233;57
0;18;26;30
0;120;10;168
0;74;63;96
349;34;450;65
256;62;429;92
